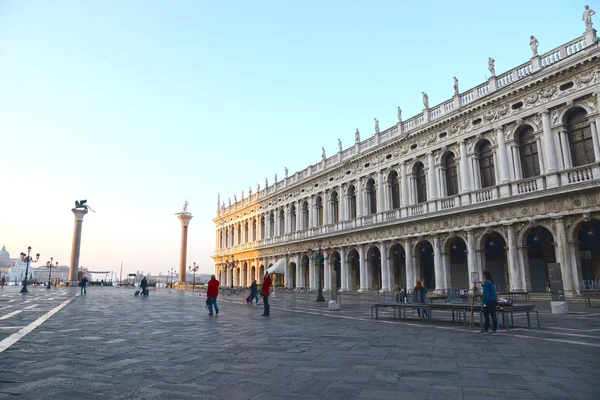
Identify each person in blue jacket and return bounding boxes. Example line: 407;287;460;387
481;270;498;334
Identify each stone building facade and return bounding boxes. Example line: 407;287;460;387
213;15;600;296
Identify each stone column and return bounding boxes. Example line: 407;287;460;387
441;251;451;291
323;191;329;225
559;129;573;168
296;200;302;231
309;256;315;290
496;126;511;197
433;235;443;292
68;208;89;285
377;170;384;212
506;224;524;292
339;186;346;221
340;247;348;291
177;213;193;283
541;111;559;188
324;255;331;291
466;230;478;291
401;162;409;207
554;217;575;295
356;179;364;217
358;245;367;291
379;242;390;292
405;239;415;290
427;152;438;200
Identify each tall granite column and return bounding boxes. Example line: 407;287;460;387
69;208;89;285
177;213;193;284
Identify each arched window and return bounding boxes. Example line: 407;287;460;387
302;201;309;229
331;191;339;223
415;163;427;204
388;171;400;209
366;178;377;214
268;212;275;238
478;140;496;188
278;209;284;235
518;126;540;178
260;217;265;239
443;153;459;196
315;196;323;226
348;185;357;219
244;222;249;243
567;109;595;167
290;205;296;232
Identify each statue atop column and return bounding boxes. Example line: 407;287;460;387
374;118;380;134
453;76;459;96
265;178;268;188
355;128;360;143
583;5;596;30
181;200;190;214
529;35;539;57
422;92;429;109
397;106;402;123
338;138;342;152
321;146;326;160
488;57;496;76
284;167;288;178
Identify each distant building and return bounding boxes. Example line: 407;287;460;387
0;245;18;275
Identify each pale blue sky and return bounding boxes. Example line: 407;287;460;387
0;1;591;276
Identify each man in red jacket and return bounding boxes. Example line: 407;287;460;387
261;272;272;317
206;274;219;316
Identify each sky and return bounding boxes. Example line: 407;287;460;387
0;0;593;277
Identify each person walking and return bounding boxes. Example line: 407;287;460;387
206;274;220;316
481;270;498;334
413;280;428;319
79;275;89;295
248;279;259;305
261;272;272;316
140;276;148;296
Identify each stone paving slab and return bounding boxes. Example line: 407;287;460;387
0;287;599;399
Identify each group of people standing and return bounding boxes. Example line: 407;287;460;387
205;272;272;317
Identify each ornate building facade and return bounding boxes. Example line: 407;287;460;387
214;14;600;296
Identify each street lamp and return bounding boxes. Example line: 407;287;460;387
189;262;199;291
225;256;237;288
46;258;58;289
20;246;40;293
307;242;331;302
170;268;175;288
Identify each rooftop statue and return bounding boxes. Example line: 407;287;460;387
338;138;342;152
583;5;596;30
265;178;268;188
241;190;244;200
234;194;237;203
488;57;496;76
374;118;380;134
453;76;459;96
422;92;429;109
248;186;252;196
355;128;360;143
530;35;539;57
321;146;326;160
256;183;260;192
397;106;402;122
274;173;277;183
284;167;288;178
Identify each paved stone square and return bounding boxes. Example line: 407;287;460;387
1;286;599;399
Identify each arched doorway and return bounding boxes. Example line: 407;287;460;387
526;226;555;293
416;241;434;289
483;232;508;291
577;219;600;284
330;251;341;290
448;237;468;289
367;246;381;291
289;262;297;288
389;243;406;291
259;265;265;283
251;266;256;283
236;268;241;286
300;254;310;288
347;248;360;290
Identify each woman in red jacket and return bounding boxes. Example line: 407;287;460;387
261;272;272;317
206;274;219;316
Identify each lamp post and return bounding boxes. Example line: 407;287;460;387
46;258;58;289
20;247;40;293
170;268;175;288
225;256;237;288
189;262;199;291
307;242;331;302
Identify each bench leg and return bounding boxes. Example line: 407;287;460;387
527;312;531;328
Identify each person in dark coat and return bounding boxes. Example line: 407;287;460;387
481;270;498;334
140;277;148;295
261;273;272;316
248;279;259;305
413;280;428;318
79;276;89;295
